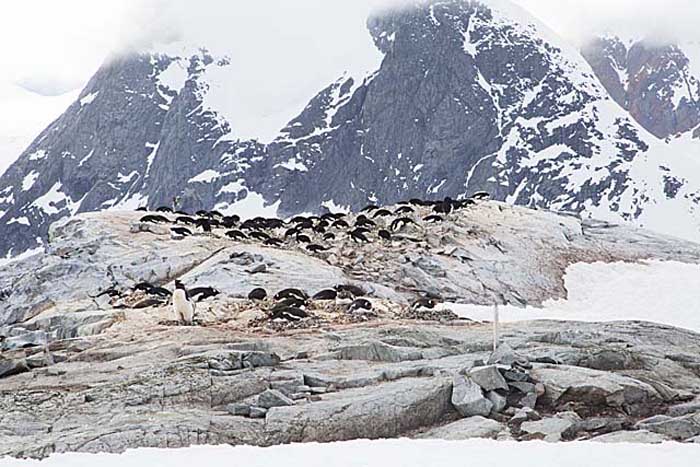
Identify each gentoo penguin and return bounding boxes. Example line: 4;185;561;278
395;206;414;215
348;298;372;313
226;230;248;240
274;288;309;301
263;237;284;247
411;297;437;312
140;214;170;224
248;288;268;300
188;286;219;302
335;284;366;297
390;217;416;231
371;209;392;219
296;234;312;244
306;244;330;253
312;289;338;301
270;306;309;322
172;280;195;325
378;230;392;241
423;215;444;223
472;191;491;200
171;227;193;237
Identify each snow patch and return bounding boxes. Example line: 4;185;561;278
27;149;47;161
188;169;221;184
21;170;39;191
447;260;700;333
79;91;99;107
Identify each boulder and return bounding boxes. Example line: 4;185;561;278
418;416;505;440
451;375;493;417
520;412;581;442
635;414;700;440
257;390;295;409
530;364;660;414
590;430;670;444
488;343;528;366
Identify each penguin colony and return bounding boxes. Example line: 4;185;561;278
111;193;490;327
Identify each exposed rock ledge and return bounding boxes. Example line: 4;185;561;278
2;203;700;458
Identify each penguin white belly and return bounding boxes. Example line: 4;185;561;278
173;289;195;325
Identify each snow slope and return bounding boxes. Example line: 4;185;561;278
0;84;78;177
0;440;697;466
446;260;700;333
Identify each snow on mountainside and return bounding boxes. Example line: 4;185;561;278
3;0;700;259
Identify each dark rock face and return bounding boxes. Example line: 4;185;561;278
583;36;700;139
0;0;695;258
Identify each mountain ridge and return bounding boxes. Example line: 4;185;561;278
2;0;700;259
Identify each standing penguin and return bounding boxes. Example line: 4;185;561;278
172;280;195;325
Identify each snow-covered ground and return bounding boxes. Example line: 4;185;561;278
444;260;700;333
1;439;698;466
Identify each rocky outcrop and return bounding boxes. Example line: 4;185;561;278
2;203;700;457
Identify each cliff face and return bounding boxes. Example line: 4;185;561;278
583;36;700;140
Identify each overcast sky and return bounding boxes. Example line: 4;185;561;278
1;0;698;98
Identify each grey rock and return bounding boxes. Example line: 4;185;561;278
418;416;505;440
520;412;581;442
590;430;670;444
226;404;251;416
258;389;295;409
451;375;492;418
635;414;700;441
488;343;528;367
249;407;268;419
486;391;507;414
468;365;509;392
510;407;541;423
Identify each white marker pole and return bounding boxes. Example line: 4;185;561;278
493;303;499;352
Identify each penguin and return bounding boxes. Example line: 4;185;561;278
274;288;308;301
323;232;336;241
335;284;366;297
195;218;212;232
472;191;491;200
263;237;284;247
395;206;415;215
171;227;193;237
270;306;309;322
312;289;338;301
423;215;444;223
176;216;197;225
140;214;170;224
271;297;307;310
249;231;271;241
348;298;372;313
172;280;195;325
355;215;376;228
306;244;330;253
411;297;437;312
156;206;173;213
332;219;350;229
296;234;312;244
136;207;149;212
390;217;417;231
371;209;392;219
350;229;370;243
378;230;392;241
188;286;220;302
248;288;268;300
226;230;248;240
361;204;379;213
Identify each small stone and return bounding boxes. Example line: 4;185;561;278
510;407;541;423
257;389;295;409
521;412;581;442
246;264;267;275
226;403;251;416
249;406;268;419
